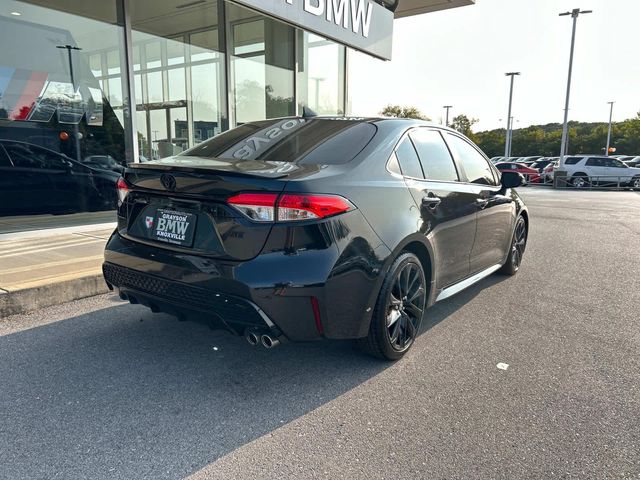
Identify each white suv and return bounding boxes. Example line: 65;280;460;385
563;156;640;189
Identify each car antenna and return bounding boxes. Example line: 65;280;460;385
302;106;318;118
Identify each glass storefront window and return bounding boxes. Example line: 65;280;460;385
227;3;295;124
0;0;128;231
298;33;346;115
130;0;227;160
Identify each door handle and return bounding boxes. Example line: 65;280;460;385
421;195;441;209
476;198;489;208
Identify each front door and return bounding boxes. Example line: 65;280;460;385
444;132;515;274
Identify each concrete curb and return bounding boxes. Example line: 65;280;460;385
0;274;109;318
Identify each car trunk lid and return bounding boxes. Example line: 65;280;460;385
118;157;320;261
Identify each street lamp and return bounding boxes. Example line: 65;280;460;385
558;8;592;170
504;72;520;158
443;105;452;127
57;44;82;161
605;101;615;156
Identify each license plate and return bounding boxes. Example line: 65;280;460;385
150;208;197;247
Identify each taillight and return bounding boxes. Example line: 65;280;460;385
227;193;278;222
116;177;130;206
227;193;353;222
278;194;353;221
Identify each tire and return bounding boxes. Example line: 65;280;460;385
358;252;427;361
499;216;527;276
631;176;640;191
571;173;589;188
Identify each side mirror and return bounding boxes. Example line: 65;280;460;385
501;171;524;189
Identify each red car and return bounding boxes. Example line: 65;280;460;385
495;162;541;183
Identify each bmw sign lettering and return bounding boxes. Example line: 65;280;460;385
235;0;394;60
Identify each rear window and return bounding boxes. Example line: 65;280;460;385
180;118;376;165
565;157;582;165
0;146;11;167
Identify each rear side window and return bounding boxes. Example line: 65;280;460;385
445;133;497;186
180;118;376;165
409;129;458;182
564;157;582;165
394;137;424;179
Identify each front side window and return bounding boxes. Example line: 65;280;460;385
409;129;458;182
609;159;627;168
445;134;496;185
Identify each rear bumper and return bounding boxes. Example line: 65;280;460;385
103;211;389;341
103;262;276;335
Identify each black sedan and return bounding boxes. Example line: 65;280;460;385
0;140;120;215
103;117;528;360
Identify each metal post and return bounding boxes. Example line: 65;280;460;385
605;101;614;156
558;8;592;169
57;45;82;162
507;116;514;157
504;72;519;158
443;105;452;127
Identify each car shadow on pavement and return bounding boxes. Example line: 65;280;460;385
0;275;508;480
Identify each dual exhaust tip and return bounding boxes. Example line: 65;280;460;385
245;330;281;349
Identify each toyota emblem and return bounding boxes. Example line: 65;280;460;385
160;173;177;191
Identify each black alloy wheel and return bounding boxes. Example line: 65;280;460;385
499;216;527;275
359;252;426;360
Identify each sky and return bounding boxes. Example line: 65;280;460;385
348;0;640;132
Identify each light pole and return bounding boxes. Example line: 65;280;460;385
443;105;452;127
507;116;515;157
504;72;520;158
605;101;614;156
558;8;592;170
57;44;82;162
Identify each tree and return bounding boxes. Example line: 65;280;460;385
380;105;430;121
449;114;478;139
473;114;640;158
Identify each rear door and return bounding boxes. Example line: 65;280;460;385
585;157;608;182
444;132;514;275
393;129;476;288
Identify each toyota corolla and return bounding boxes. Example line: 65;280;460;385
103;116;528;360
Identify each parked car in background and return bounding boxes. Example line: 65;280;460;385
0;140;120;215
519;156;543;166
83;155;125;174
563;155;640;188
542;159;559;183
495;161;541;183
531;157;556;172
103;116;529;361
622;156;640;167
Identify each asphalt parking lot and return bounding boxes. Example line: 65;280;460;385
1;187;639;479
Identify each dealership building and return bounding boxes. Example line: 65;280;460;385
0;0;473;234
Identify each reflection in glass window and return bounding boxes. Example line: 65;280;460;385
0;0;126;226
